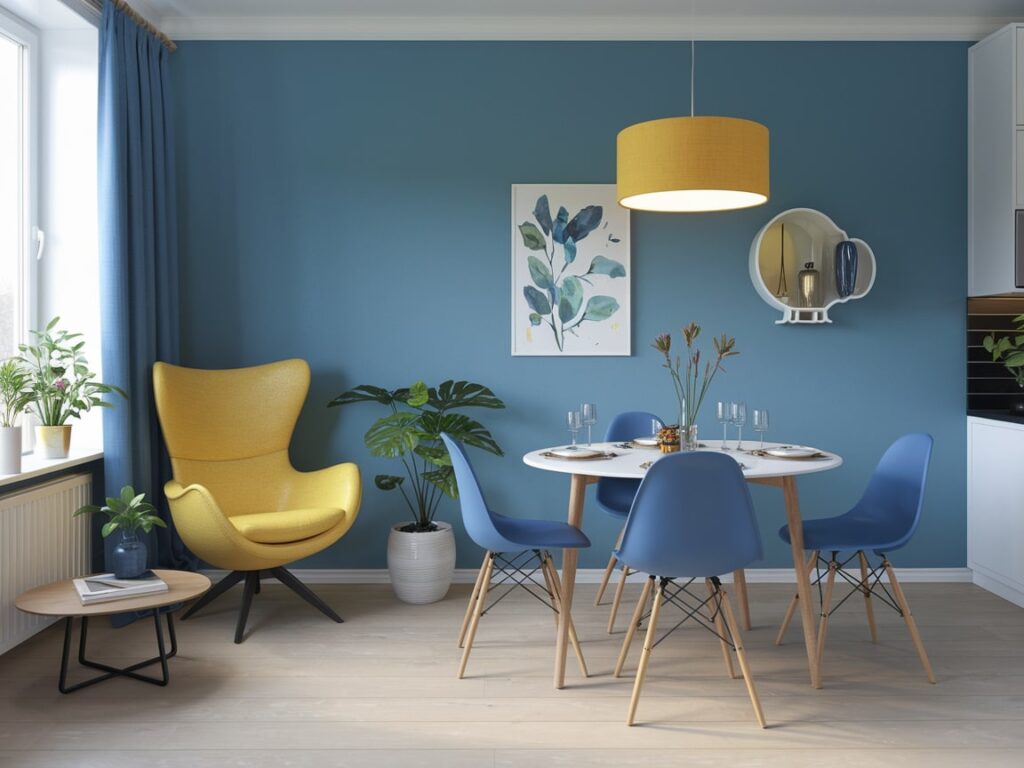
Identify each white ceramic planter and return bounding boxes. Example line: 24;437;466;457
387;521;456;604
35;425;72;459
0;426;22;475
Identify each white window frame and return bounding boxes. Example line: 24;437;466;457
0;6;40;354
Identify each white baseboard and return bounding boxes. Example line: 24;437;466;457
203;567;973;586
970;569;1024;609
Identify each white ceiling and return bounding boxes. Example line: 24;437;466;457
109;0;1024;40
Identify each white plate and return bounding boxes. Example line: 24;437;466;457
548;446;603;458
632;436;660;447
764;445;820;458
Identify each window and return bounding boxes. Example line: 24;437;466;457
0;9;36;359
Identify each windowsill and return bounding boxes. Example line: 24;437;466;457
0;443;103;490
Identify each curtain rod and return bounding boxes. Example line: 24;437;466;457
68;0;177;52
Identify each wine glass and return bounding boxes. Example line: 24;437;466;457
581;403;597;446
566;410;582;449
651;417;663;438
731;401;747;450
716;401;733;450
752;408;770;449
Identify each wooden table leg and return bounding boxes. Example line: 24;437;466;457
554;473;589;690
782;475;822;689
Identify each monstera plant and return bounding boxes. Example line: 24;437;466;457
518;194;626;351
329;380;506;605
328;380;505;532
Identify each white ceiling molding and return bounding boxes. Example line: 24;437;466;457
158;14;1016;42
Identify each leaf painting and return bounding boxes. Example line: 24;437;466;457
514;186;628;353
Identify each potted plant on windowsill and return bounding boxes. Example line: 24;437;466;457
0;357;34;475
329;380;505;604
20;317;126;459
75;485;166;578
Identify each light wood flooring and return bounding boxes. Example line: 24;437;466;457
1;580;1023;767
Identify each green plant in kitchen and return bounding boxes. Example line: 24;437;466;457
74;485;167;538
0;357;33;428
328;380;505;532
19;317;126;425
983;315;1024;388
653;322;739;429
518;194;626;351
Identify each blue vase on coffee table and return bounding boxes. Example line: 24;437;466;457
835;240;859;298
112;532;147;579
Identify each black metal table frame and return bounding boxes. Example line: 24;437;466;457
58;610;177;694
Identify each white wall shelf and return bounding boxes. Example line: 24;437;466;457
749;207;876;325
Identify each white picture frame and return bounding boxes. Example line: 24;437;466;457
511;184;631;356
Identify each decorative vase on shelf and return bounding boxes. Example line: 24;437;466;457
798;262;822;308
35;425;71;459
113;531;147;579
835;240;859;298
0;426;22;475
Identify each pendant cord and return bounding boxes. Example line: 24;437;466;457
690;0;696;116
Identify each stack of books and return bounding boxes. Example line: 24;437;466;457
73;572;168;605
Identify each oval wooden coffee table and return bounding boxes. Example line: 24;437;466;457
16;569;210;693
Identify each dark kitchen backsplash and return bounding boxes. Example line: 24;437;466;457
967;296;1024;413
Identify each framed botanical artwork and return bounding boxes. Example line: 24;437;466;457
511;184;631;356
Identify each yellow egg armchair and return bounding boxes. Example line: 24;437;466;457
153;359;361;643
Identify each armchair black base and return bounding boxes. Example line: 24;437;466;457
182;567;343;643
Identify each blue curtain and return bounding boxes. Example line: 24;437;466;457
97;0;196;572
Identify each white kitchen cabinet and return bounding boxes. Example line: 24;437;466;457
969;24;1022;296
968;416;1024;606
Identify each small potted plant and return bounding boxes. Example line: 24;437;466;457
652;322;738;450
20;317;126;458
75;486;166;579
0;357;33;474
329;380;505;604
983;315;1024;414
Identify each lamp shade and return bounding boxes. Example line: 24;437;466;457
617;116;769;212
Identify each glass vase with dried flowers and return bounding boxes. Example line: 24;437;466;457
652;322;738;450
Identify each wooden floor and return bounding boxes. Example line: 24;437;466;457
1;580;1023;767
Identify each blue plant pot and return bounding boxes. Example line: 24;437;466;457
834;240;859;298
113;533;147;579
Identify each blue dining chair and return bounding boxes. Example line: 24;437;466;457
440;433;591;680
611;452;766;728
593;411;663;632
775;433;935;684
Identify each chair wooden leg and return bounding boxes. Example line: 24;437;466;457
858;551;879;644
615;575;653;678
719;586;767;729
595;526;625;606
626;580;664;726
733;568;752;631
706;578;737;680
544;555;588;679
594;553;618;607
458;556;489;648
883;558;936;684
815;555;838;684
458;553;493;679
607;564;630;634
775;550;818;646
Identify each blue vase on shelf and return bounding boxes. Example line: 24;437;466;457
835;240;859;298
112;531;147;579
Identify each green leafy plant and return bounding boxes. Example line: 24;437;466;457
518;194;626;351
653;323;739;428
19;317;126;426
74;485;167;539
0;357;34;428
329;380;505;532
983;315;1024;388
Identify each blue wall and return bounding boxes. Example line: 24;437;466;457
173;41;967;569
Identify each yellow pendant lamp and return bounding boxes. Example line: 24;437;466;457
617;41;769;213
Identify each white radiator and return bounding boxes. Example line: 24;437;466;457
0;473;92;655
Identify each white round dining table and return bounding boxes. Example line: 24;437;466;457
522;439;843;691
